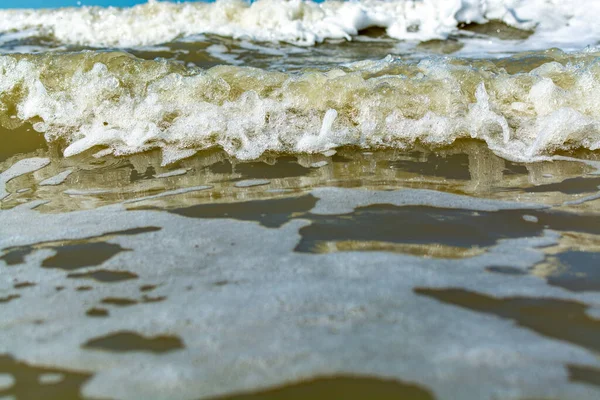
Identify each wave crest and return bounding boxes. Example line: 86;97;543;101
2;51;600;164
1;0;598;49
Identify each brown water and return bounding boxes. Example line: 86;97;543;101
2;124;600;399
2;47;600;399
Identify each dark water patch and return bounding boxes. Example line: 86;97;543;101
169;195;317;228
13;282;36;289
1;247;33;266
130;165;156;183
1;246;37;266
129;40;224;68
526;211;600;236
545;252;600;292
503;162;529;176
331;153;352;163
0;294;20;303
67;269;138;283
415;288;600;353
485;266;527;275
55;286;64;292
42;242;126;271
234;157;311;180
526;177;600;195
390;153;470;180
0;247;33;266
163;194;600;254
0;354;92;400
296;206;600;254
130;40;228;69
142;295;166;303
568;365;600;388
1;226;160;267
416;39;464;55
356;26;388;39
83;331;184;354
0;125;47;162
140;284;157;292
208;157;311;180
460;20;533;41
210;375;435;400
296;205;540;253
100;297;138;307
76;286;92;292
208;160;234;175
86;308;109;318
108;227;162;236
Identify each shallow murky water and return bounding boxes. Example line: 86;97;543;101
4;1;600;398
3;127;600;399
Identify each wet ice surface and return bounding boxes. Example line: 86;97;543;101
2;147;600;399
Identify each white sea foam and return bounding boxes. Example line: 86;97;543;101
1;188;599;399
0;0;599;51
2;51;600;164
39;169;73;186
234;179;271;188
153;168;188;179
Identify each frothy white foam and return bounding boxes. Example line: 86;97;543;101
1;187;599;399
2;52;600;164
0;0;599;51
